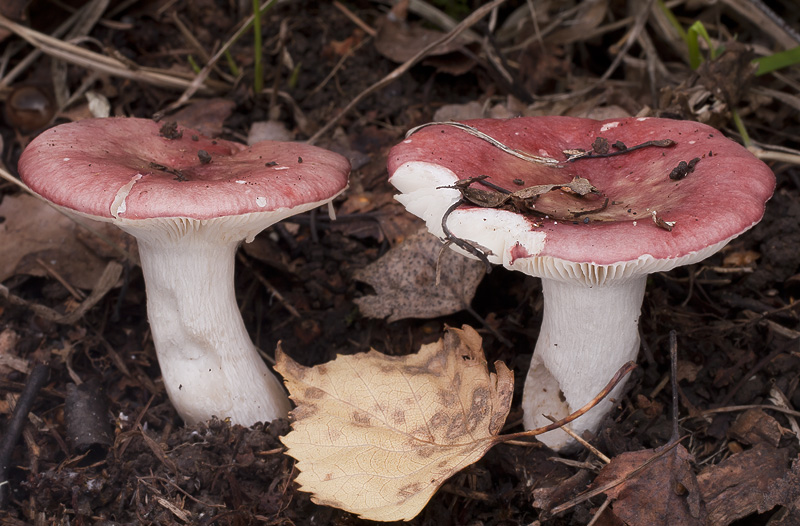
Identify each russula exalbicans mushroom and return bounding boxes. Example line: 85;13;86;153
18;117;350;426
388;116;774;450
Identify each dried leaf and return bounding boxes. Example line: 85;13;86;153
547;0;609;45
277;325;514;521
727;408;783;447
0;194;123;289
354;229;485;322
698;444;793;526
592;443;705;526
0;328;28;375
723;250;761;267
169;98;235;137
374;17;475;64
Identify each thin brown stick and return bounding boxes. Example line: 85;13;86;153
586;497;612;526
695;404;800;419
333;0;376;37
306;0;508;145
158;0;278;116
532;0;655;102
543;414;611;463
0;14;226;93
500;361;637;442
549;438;685;516
236;253;301;319
36;257;86;301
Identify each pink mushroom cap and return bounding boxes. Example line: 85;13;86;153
388;116;775;267
19;117;350;221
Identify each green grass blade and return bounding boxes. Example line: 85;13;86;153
656;0;686;40
754;46;800;76
686;21;717;69
224;49;241;77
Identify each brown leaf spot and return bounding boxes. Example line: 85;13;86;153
276;348;309;381
398;482;423;498
445;417;467;440
429;411;449;431
438;389;459;408
415;446;436;459
351;410;372;426
391;409;406;425
451;371;462;391
327;427;343;442
291;402;318;420
304;387;325;400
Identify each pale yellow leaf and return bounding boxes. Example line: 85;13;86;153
276;325;513;522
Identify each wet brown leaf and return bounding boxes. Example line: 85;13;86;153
698;444;794;526
169;98;235;137
727;408;783;447
276;325;514;521
0;194;122;289
374;17;476;65
546;0;609;45
592;442;705;526
723;250;761;267
354;229;485;322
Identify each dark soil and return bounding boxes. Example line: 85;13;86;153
1;1;800;525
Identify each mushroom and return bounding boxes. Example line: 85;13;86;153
18;117;350;426
387;116;774;449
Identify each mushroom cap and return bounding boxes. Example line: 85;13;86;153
389;117;775;283
19;117;350;221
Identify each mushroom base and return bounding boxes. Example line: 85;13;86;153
522;276;645;450
134;235;290;426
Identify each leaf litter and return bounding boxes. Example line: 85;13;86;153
1;0;799;525
354;229;485;323
277;325;634;522
276;325;514;521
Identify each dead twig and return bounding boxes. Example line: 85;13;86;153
543;414;611;464
501;361;637;442
333;0;376;37
548;439;686;516
0;14;227;94
35;257;86;301
0;364;50;510
307;0;508;145
236;253;301;319
157;0;279;116
532;0;655;102
440;200;493;273
0;262;122;325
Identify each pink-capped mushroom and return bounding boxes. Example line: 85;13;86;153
19;117;350;426
388;116;774;450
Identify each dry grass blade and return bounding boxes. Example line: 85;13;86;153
533;0;654;102
159;0;278;115
0;1;94;88
722;0;800;49
0;14;227;94
307;0;508;145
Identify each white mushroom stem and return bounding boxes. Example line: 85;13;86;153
132;231;290;426
522;276;646;449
